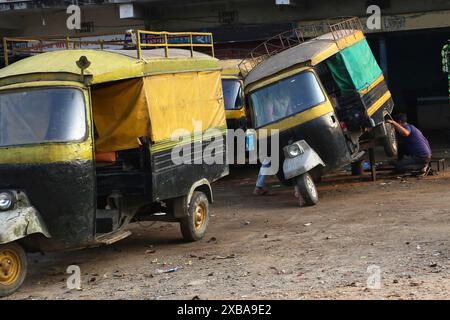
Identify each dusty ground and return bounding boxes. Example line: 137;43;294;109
4;161;450;300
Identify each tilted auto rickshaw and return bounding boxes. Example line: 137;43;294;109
0;31;228;296
220;59;247;131
240;17;396;206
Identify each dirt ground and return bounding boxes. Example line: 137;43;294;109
4;161;450;300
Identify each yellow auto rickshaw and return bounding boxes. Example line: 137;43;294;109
0;31;228;296
240;18;396;206
220;59;247;131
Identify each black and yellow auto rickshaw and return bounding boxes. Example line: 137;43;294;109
220;59;247;131
0;31;228;296
240;18;396;205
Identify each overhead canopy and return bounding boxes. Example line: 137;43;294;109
326;39;382;95
92;70;225;152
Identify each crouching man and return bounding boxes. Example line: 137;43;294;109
386;113;432;174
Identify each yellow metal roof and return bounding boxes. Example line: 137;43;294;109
0;48;219;86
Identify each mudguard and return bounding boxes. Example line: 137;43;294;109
282;140;325;180
0;207;51;244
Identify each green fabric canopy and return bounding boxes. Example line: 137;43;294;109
326;39;382;96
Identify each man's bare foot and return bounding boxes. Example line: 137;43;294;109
253;187;268;196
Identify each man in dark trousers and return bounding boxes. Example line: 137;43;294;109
386;113;432;174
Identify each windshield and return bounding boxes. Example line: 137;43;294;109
0;87;86;147
249;71;326;128
222;79;243;110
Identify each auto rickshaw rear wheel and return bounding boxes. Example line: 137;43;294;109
0;242;27;297
180;191;210;242
296;173;319;207
382;122;398;158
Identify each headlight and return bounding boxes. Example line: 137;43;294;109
286;143;304;158
0;192;14;211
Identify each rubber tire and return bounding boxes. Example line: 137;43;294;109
296;173;319;207
180;191;210;242
382;122;398;158
0;242;27;298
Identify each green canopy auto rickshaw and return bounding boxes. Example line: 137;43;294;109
241;18;396;206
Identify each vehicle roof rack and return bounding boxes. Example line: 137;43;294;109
238;17;363;77
2;30;215;66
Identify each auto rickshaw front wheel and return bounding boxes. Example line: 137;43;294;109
296;173;319;207
180;191;210;242
0;242;27;297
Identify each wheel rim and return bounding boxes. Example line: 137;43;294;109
0;249;21;286
194;202;207;231
306;175;318;199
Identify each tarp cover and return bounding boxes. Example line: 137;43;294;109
92;71;225;152
326;39;382;95
92;78;150;152
144;71;225;143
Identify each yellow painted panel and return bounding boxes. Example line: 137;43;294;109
261;101;334;132
367;91;392;116
358;74;385;95
226;108;246;120
0;142;92;164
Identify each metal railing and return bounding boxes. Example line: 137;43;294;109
329;17;364;44
2;30;215;66
136;30;214;60
238;17;364;77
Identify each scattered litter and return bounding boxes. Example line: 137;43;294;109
264;234;268;238
429;262;438;268
112;271;125;278
188;279;208;286
416;245;422;250
155;266;182;274
145;249;156;254
214;254;235;260
304;223;312;226
269;266;286;275
207;237;217;243
185;260;193;266
208;272;214;277
243;221;251;225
